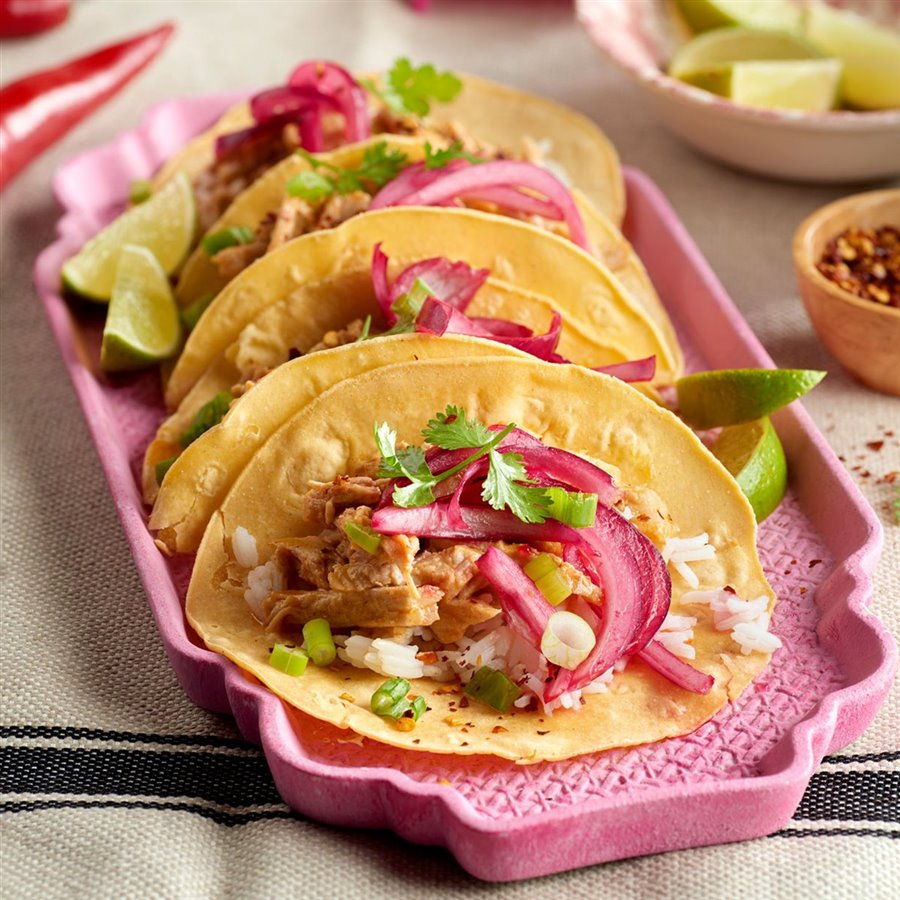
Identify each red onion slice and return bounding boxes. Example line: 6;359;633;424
249;85;339;123
370;243;394;322
476;546;553;644
287;60;371;142
593;356;657;383
214;118;287;160
371;159;589;251
462;185;563;220
544;506;671;701
369;160;469;209
390;258;489;312
637;641;714;694
372;501;577;542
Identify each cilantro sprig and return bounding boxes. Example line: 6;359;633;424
363;58;463;118
375;406;573;525
286;142;409;203
423;141;484;170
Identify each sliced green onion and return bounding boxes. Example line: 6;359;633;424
302;618;336;667
180;293;215;332
523;552;559;582
269;643;309;676
524;553;570;606
371;677;412;718
129;179;153;205
343;520;382;554
464;666;522;713
534;568;572;607
201;225;255;256
179;390;233;449
409;695;427;721
540;611;596;669
544;487;598;528
286;169;335;202
154;456;177;486
356;314;372;343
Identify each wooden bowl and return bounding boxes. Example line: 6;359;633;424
793;189;900;396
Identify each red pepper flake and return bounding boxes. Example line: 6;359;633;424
809;559;822;568
491;725;509;734
458;696;470;708
860;470;871;479
536;730;549;736
867;441;885;452
880;471;898;485
799;586;808;594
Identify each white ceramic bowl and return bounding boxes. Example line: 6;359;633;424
575;0;900;182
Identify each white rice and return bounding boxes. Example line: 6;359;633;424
662;533;716;589
684;588;782;656
337;635;425;679
243;560;283;621
655;612;698;660
232;526;258;568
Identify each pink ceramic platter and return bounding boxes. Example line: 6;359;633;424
34;94;896;882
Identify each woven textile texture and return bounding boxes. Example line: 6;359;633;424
1;1;897;897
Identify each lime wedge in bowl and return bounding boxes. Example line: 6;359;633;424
804;2;900;110
676;368;825;430
100;245;182;372
669;27;825;80
684;58;842;111
674;0;802;34
62;172;196;302
711;417;787;521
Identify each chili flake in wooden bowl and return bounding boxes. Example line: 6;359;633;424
794;189;900;396
817;226;900;309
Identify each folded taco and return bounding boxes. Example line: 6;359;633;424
153;59;625;235
184;354;779;763
173;133;663;352
144;207;682;504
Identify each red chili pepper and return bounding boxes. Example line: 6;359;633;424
0;0;70;37
0;22;174;190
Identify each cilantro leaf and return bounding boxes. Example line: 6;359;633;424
391;479;436;508
423;405;493;450
288;143;409;203
374;421;399;466
368;58;463;118
482;449;550;524
423;141;483;170
348;142;408;189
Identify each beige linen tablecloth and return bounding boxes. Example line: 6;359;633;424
1;1;897;896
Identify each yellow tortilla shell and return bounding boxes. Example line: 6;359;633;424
154;72;625;225
164;207;681;413
149;335;530;552
185;356;774;763
172;135;676;370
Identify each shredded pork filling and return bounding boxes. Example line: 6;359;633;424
258;473;611;647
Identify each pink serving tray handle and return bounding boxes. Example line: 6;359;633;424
33;95;896;881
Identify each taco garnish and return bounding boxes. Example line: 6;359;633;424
184;356;779;761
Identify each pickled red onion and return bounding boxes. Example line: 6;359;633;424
370;159;588;250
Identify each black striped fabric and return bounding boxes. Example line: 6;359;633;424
1;725;897;836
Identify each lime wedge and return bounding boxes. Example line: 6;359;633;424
804;3;900;109
711;417;787;521
62;172;196;302
674;0;802;34
100;245;182;372
683;58;841;111
676;368;825;429
669;27;824;80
